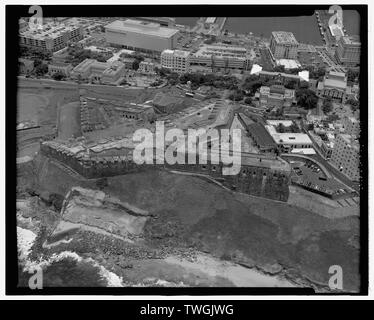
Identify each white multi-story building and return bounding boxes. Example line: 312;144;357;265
104;19;180;53
19;22;84;52
335;36;361;67
161;49;191;73
270;31;299;60
331;134;360;181
190;44;253;70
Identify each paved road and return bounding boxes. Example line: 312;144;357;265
309;152;360;192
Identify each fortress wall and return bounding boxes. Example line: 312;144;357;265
40;143;290;201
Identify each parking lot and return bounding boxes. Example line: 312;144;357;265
290;160;356;199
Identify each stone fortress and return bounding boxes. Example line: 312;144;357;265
39;89;292;202
40;135;291;202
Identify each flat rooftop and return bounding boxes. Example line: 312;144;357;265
271;31;298;45
162;49;191;58
265;125;312;145
20;22;81;40
105;19;179;38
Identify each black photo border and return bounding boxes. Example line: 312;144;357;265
5;4;368;296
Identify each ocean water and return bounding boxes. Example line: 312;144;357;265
175;10;360;44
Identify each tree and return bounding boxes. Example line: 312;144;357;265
244;97;252;105
347;69;360;83
277;123;286;133
346;98;359;112
322;98;333;114
273;65;285;73
52;72;66;81
289;122;300;133
284;79;297;90
296;88;318;110
228;90;244;102
34;63;48;76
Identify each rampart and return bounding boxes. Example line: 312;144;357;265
40;141;291;202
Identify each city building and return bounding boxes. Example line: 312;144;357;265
121;57;137;70
71;58;125;84
335;35;361;67
265;121;313;153
48;62;73;77
104;19;180;53
343;116;360;137
18;58;34;74
161;49;191;74
19;22;84;52
257;85;296;108
137;61;156;74
320;134;335;159
269;31;299;60
190;44;254;70
237;114;277;153
331;134;360;181
101;61;127;84
317;71;350;103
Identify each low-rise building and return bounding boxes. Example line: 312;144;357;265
137;61;156;74
48;62;73;77
258;85;296;108
161;49;191;73
71;58;125;83
331;134;360;181
122;57;137;69
265;121;313;153
238;114;277;153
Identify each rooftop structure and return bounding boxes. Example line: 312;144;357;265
271;31;299;45
265;123;313;153
275;59;301;70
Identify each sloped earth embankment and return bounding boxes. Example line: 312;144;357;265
17;157;360;291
